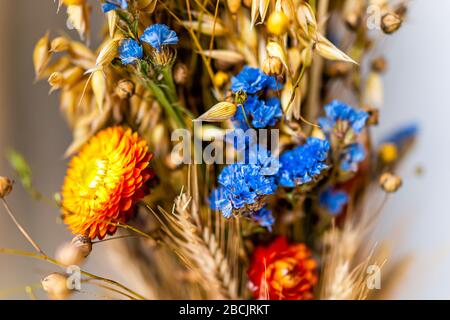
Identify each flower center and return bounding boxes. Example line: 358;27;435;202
80;157;109;195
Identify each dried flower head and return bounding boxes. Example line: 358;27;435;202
41;273;71;300
381;12;403;34
115;79;135;99
55;242;85;266
248;236;317;300
71;234;92;257
0;176;13;198
379;172;402;193
61;126;154;239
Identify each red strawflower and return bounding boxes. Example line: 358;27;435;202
247;236;318;300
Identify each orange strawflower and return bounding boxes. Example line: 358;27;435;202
247;236;317;300
61;126;154;239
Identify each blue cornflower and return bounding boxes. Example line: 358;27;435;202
381;123;419;148
230;66;280;94
210;164;278;218
340;143;365;172
119;39;143;65
140;24;179;52
318;100;369;135
252;97;282;128
101;0;128;13
319;188;349;215
278;138;330;187
209;146;279;218
253;206;275;231
232;96;282;129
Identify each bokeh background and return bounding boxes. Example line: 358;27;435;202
0;0;449;299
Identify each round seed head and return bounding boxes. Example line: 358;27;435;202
0;176;13;198
267;11;290;36
41;273;71;300
379;172;402;193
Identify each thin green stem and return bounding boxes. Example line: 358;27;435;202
0;248;147;300
1;198;45;255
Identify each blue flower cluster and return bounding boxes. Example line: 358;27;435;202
230;66;282;129
277;138;330;188
233;96;282;129
318;100;369;173
319;188;349;215
118;24;179;65
119;39;143;65
209;161;278;219
141;24;179;52
101;0;128;13
318;100;368;135
231;66;279;94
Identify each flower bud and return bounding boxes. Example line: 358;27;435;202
378;143;398;164
56;242;85;266
379;172;402;193
0;176;13;198
262;56;283;76
41;273;72;300
51;37;70;53
213;71;229;88
267;11;289;36
173;63;188;85
381;13;402;34
71;235;92;257
115;79;135;99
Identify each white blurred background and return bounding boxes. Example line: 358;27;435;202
0;0;449;299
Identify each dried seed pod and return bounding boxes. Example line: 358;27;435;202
267;11;289;36
55;242;85;266
41;273;72;300
71;235;92;257
297;2;317;37
0;176;13;198
66;3;90;41
379;172;402;193
363;106;379;126
378;143;398;164
173;63;188;85
33;32;52;79
266;41;289;74
213;71;229;88
91;70;106;110
371;57;387;73
196;102;237;122
227;0;242;14
202;50;245;65
62;66;85;87
48;72;64;92
95;38;120;69
115;79;135;99
51;37;70;53
315;34;357;64
381;13;402;34
106;11;118;38
262;56;283;76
